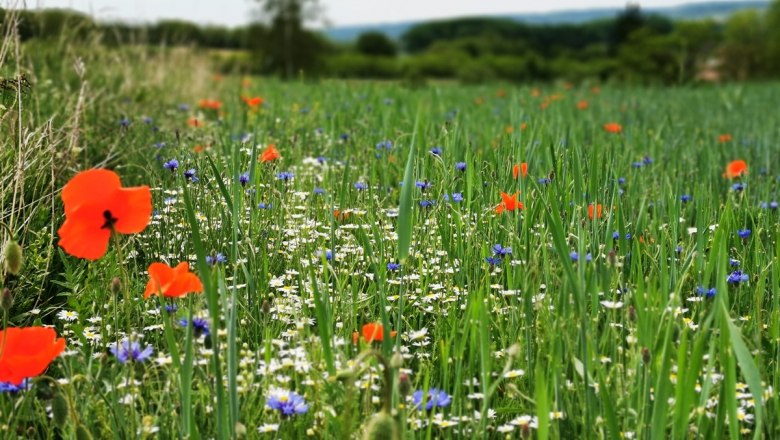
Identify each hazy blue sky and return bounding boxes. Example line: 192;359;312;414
18;0;759;27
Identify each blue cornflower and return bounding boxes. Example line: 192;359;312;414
354;182;368;191
276;171;294;181
110;340;154;364
737;229;751;239
570;251;580;262
443;193;463;203
726;270;749;284
387;262;401;271
455;162;467;171
538;177;551;185
178;103;190;111
164;304;179;315
772;201;779;210
316;250;333;261
317;156;327;164
492;244;512;256
485;256;502;266
0;379;30;393
183;168;197;181
180;317;210;337
313;187;325;195
729;258;740;267
119;118;131;127
340;133;350;141
153;142;166;148
696;286;717;298
239;172;250;186
376;140;393;150
676;245;683;254
612;231;620;240
643;156;653;165
266;390;308;416
732;183;745;192
631;161;643;168
618;177;626;185
412;388;452;411
206;253;227;266
419;200;436;208
257;202;272;209
680;194;692;203
163;159;179;172
415;181;431;191
142;117;153;124
430;147;442;157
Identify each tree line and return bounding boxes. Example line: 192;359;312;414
3;1;780;84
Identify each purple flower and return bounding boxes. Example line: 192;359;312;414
0;379;30;393
732;183;745;192
266;390;309;416
206;253;227;266
110;340;154;364
737;229;751;239
430;147;442;157
184;168;197;182
415;181;431;191
276;172;294;181
680;194;692;203
492;244;512;256
727;270;749;284
455;162;467;171
313;187;325;195
163;159;179;172
239;172;250;186
485;256;502;266
354;182;368;191
412;388;452;411
696;286;716;298
376;140;393;150
387;262;401;271
444;193;463;203
180;317;210;337
419;200;436;208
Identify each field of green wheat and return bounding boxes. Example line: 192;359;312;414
2;31;780;439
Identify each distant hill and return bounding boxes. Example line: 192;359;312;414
324;0;770;42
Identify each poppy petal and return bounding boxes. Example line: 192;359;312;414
57;217;111;261
61;169;121;214
111;186;152;234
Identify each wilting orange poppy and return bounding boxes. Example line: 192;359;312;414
513;163;528;179
198;99;222;110
577;100;589;110
259;144;281;163
719;134;733;143
242;96;264;108
588;203;603;220
143;262;204;299
603;123;622;134
58;169;151;261
187;117;203;128
358;323;397;344
333;209;350;221
723;160;747;179
495;191;523;214
0;327;66;385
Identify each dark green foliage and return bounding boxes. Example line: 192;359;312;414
356;31;398;57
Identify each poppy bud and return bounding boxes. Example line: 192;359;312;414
261;299;271;315
52;391;70;428
398;373;411;398
111;277;122;296
389;351;403;369
3;239;23;276
234;422;247;437
361;411;399;440
75;424;93;440
1;287;13;311
642;347;651;364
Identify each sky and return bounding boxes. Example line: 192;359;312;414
14;0;760;27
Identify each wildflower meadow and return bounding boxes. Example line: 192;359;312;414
2;30;780;440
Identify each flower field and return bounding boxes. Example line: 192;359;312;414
2;43;780;439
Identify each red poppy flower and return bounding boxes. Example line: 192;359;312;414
0;327;66;385
719;134;733;143
577;100;589;110
143;262;204;299
333;209;350;222
588;203;603;220
242;96;264;108
723;160;747;179
187;117;203;128
58;169;151;261
603;123;622;134
359;323;397;344
198;99;222;110
495;191;523;214
513;162;528;179
259;144;281;163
